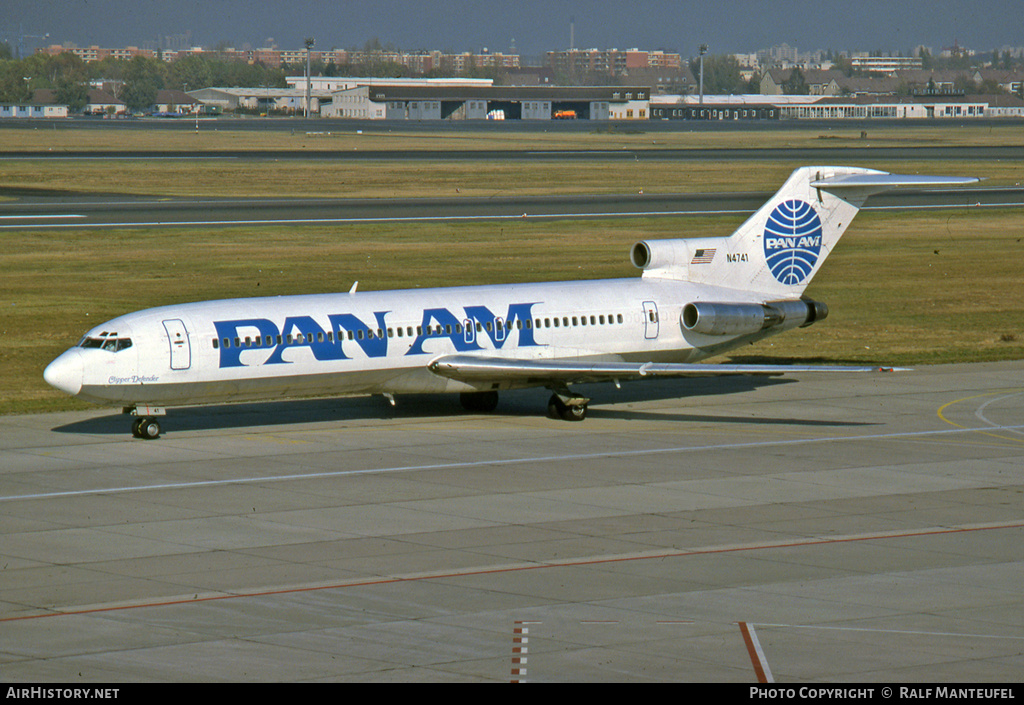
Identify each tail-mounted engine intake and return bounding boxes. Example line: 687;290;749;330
631;238;705;277
681;299;828;336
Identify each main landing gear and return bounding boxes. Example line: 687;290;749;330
546;390;589;422
125;406;164;439
458;388;590;421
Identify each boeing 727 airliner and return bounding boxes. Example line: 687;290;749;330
44;166;977;438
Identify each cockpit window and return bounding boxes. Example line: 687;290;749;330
80;336;132;352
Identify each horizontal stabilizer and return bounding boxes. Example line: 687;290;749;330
429;354;905;385
811;173;980;197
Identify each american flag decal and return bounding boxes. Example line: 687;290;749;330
691;248;716;264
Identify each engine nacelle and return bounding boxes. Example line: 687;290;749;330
631;240;686;270
631;238;722;279
681;299;828;336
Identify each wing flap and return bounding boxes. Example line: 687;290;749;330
428;354;902;385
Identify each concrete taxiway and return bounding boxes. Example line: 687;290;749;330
1;361;1022;682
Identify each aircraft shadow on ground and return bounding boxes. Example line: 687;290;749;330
52;375;874;436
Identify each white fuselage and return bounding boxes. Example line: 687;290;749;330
45;276;780;408
43;166;977;433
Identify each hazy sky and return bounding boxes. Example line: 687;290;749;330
5;0;1020;59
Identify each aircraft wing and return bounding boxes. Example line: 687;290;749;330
428;354;901;385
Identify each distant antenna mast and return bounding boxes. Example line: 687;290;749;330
304;36;315;118
699;43;708;105
570;16;575;51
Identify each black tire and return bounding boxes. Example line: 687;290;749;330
560;403;587;421
138;418;161;440
547;394;587;422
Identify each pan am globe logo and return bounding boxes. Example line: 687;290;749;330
763;199;823;285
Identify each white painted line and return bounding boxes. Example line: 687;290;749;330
2;156;235;161
3;422;1023;503
0;210;754;230
752;622;1024;641
0;214;85;220
975;391;1024;437
740;622;774;683
1;202;1018;230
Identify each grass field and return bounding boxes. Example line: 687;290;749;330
6;122;1024;153
3;157;1024;200
3;123;1024;199
1;123;1021;415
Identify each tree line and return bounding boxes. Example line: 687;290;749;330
0;48;292;111
0;48;513;112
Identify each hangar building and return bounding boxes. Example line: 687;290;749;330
322;84;650;121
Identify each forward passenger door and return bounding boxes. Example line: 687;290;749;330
162;319;192;370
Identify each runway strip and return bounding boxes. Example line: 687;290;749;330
1;188;1019;230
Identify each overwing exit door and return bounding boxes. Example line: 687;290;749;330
642;301;659;339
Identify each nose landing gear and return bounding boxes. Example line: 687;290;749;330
125;406;165;439
131;417;162;440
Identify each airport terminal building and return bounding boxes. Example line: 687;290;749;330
650;92;1024;121
322;84;651;121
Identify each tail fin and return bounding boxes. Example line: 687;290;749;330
632;166;978;299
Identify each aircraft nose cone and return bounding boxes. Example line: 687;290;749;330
44;349;83;397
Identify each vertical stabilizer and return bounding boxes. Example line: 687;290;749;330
686;166;878;299
730;166;878;298
632;166;977;300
